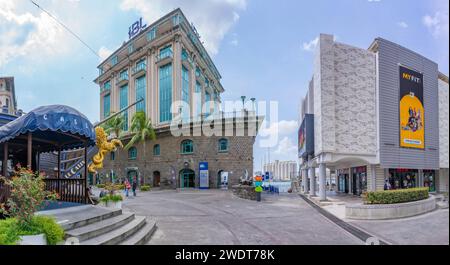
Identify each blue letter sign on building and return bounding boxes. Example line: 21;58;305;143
129;18;147;39
199;162;209;189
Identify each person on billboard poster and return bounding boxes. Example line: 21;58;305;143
399;66;425;149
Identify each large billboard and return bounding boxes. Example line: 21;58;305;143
399;66;424;149
298;114;314;158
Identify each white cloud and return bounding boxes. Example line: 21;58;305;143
98;46;113;62
368;0;381;2
274;136;297;155
0;0;74;68
397;21;408;28
230;33;239;46
259;120;299;138
423;11;449;39
302;37;318;52
119;0;247;56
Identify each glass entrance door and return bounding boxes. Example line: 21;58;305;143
180;169;195;188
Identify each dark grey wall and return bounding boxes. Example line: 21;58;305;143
377;38;439;169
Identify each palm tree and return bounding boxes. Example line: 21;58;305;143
125;111;156;184
102;112;125;139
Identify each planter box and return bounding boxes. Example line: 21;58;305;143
100;201;122;209
19;234;47;245
346;196;436;220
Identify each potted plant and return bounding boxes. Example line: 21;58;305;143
100;194;123;209
0;166;63;245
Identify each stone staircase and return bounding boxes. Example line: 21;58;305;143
37;205;157;245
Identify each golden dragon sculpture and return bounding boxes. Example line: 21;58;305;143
88;127;123;174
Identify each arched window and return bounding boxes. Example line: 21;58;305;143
128;147;137;160
218;138;229;152
153;144;161;156
181;140;194;154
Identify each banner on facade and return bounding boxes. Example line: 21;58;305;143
399;65;424;149
199;162;209;189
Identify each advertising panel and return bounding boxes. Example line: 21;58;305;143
199;162;209;189
399;66;424;149
298;114;314;158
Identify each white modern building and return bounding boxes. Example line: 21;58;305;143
299;34;449;201
263;160;298;181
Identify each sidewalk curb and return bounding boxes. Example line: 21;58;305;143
299;193;391;245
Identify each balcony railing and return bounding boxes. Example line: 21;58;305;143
132;61;147;75
156;50;173;62
117;72;129;83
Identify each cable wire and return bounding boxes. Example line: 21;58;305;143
29;0;100;58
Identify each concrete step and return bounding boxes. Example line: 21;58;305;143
437;201;449;209
65;213;135;241
120;219;157;245
81;216;147;245
38;205;122;231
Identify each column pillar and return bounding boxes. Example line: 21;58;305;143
319;163;327;201
27;132;32;169
309;167;316;197
302;168;309;193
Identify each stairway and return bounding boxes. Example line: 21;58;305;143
38;205;157;245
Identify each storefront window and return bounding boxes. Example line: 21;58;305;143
352;166;367;196
423;170;436;192
387;169;418;190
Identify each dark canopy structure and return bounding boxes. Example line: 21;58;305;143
0;105;96;204
0;105;95;152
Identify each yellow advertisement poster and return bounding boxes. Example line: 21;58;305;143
399;66;424;149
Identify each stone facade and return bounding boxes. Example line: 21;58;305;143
312;34;377;156
99;125;256;189
438;78;449;169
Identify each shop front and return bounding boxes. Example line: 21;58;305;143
387;169;418;190
423;170;436;192
337;169;349;194
352;166;367;196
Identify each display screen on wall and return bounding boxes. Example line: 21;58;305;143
399;65;424;149
298;114;314;158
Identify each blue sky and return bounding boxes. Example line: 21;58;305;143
0;0;448;172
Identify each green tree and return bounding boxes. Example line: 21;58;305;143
102;112;125;139
125;111;156;184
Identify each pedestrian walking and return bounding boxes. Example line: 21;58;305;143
124;180;131;197
132;179;137;197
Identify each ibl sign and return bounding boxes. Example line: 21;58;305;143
129;18;147;39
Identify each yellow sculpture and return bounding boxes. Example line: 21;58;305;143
88;127;123;174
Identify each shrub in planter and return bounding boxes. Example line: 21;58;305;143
100;194;123;209
140;185;151;192
115;184;125;190
0;216;64;245
96;184;106;189
364;187;429;205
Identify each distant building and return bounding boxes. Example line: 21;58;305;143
0;77;22;126
263;160;297;181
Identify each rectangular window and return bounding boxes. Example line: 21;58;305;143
159;45;173;60
147;27;157;41
120;85;129;131
99;67;104;76
103;94;111;119
159;63;172;123
195;67;201;78
103;80;111;92
135;75;146;113
181;48;189;61
128;43;134;54
172;14;181;26
181;66;190;122
111;56;118;66
135;59;146;73
119;69;129;82
195;81;202;120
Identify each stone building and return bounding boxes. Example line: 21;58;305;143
299;34;449;200
94;9;263;188
0;77;22;126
